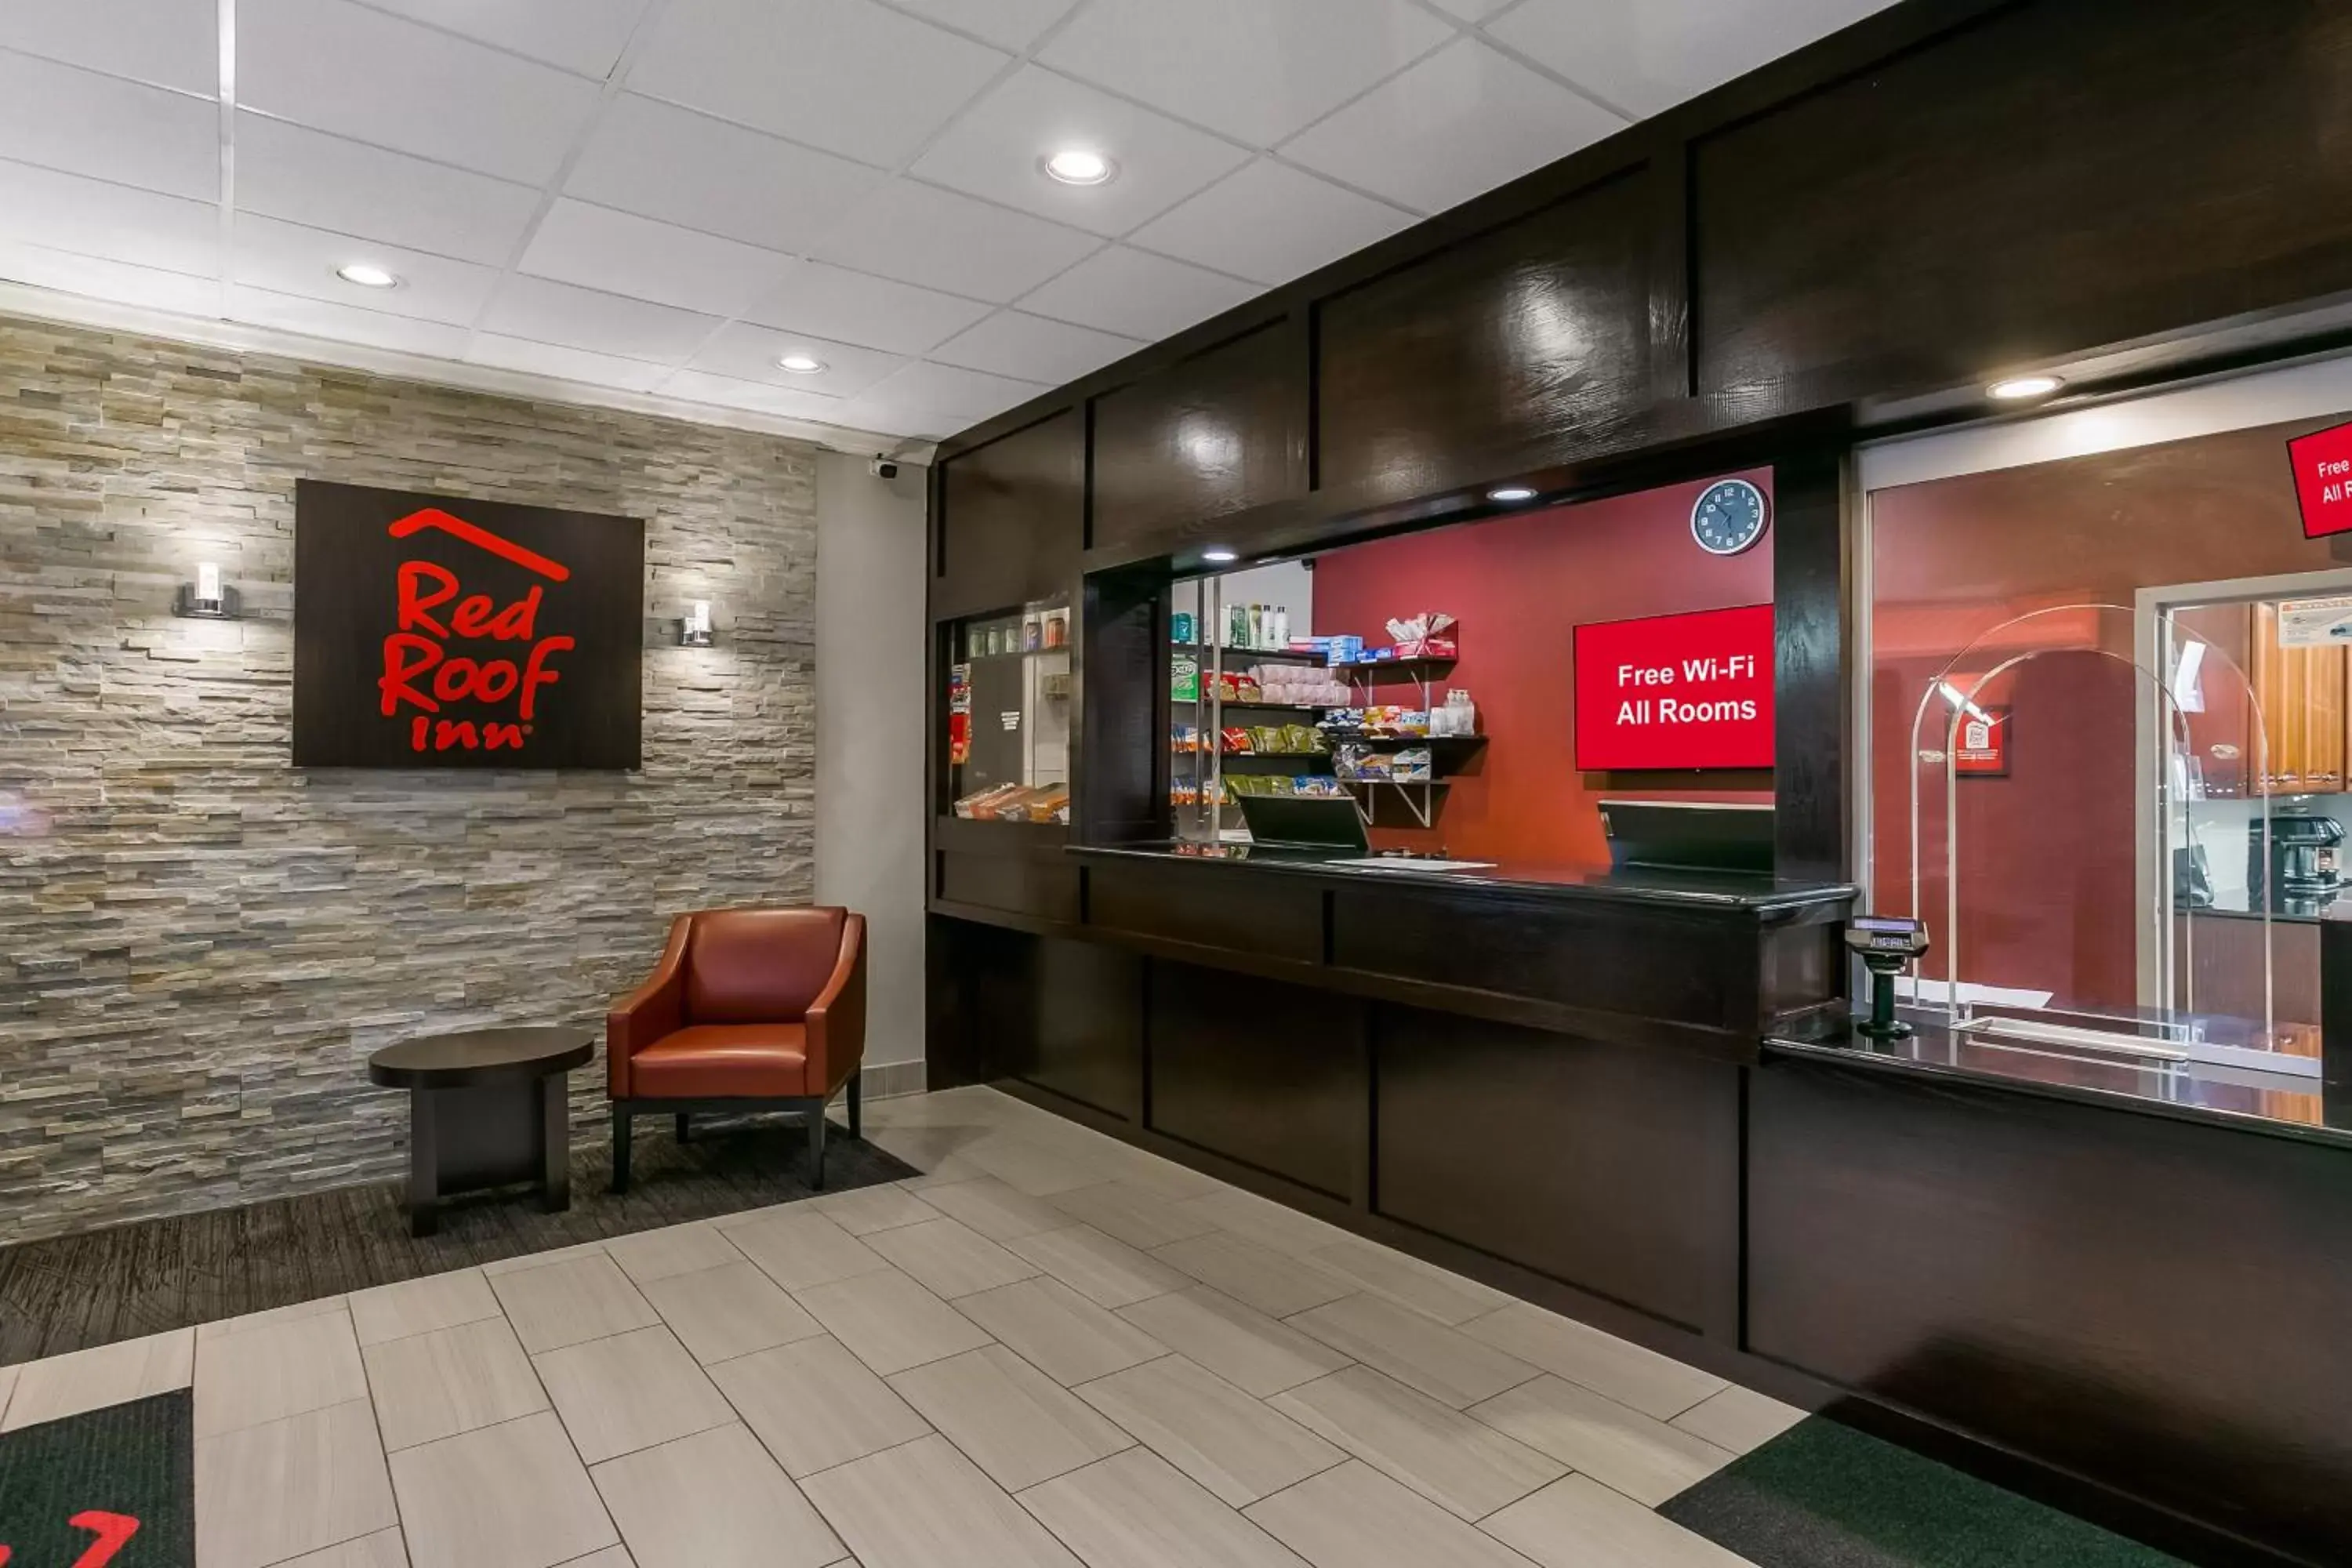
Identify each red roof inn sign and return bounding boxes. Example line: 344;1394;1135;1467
293;481;644;769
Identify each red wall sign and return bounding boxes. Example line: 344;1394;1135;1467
2288;419;2352;539
1951;703;2012;775
1572;604;1775;770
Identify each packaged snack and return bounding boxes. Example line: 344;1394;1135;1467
1234;672;1263;702
1171;611;1196;644
1221;727;1254;755
1393;749;1433;782
1172;655;1199;703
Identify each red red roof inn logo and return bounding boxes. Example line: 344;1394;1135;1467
294;481;644;770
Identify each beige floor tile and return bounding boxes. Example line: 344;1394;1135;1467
1460;1302;1727;1421
1079;1146;1227;1202
895;1149;992;1188
1287;1295;1538;1410
915;1176;1076;1241
390;1410;619;1568
3;1327;194;1432
592;1421;846;1568
956;1276;1167;1386
0;1363;16;1425
349;1268;503;1347
277;1526;409;1567
1244;1459;1537;1568
1468;1376;1737;1507
1019;1447;1309;1568
604;1221;741;1285
724;1209;892;1291
194;1307;369;1438
1483;1472;1755;1566
494;1253;660;1354
194;1397;399;1568
198;1294;350;1343
801;1433;1080;1567
1074;1355;1342;1508
482;1240;612;1278
640;1261;824;1364
1008;1225;1187;1309
1271;1366;1565;1522
808;1181;944;1236
864;1216;1041;1299
1670;1384;1806;1455
1148;1232;1352;1319
709;1200;798;1231
888;1345;1132;1490
1047;1182;1221;1250
794;1267;993;1375
535;1324;736;1464
1303;1239;1511;1327
1168;1187;1356;1256
1117;1287;1350;1398
958;1136;1109;1196
365;1315;550;1450
557;1551;635;1568
707;1334;931;1477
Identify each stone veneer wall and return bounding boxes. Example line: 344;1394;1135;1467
0;316;821;1245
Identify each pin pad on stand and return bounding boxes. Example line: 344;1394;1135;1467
1844;915;1930;1040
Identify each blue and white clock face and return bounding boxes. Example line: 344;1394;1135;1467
1691;478;1769;556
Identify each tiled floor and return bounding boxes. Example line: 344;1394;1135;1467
0;1086;1803;1567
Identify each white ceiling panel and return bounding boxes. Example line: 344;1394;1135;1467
564;95;884;256
0;50;219;200
1490;0;1896;118
745;261;993;357
912;66;1250;238
480;274;721;364
231;214;500;325
358;0;656;81
466;332;674;391
860;360;1049;419
811;180;1098;303
1424;0;1519;19
0;158;220;277
887;0;1080;53
1018;245;1254;340
233;115;541;267
1040;0;1452;147
629;0;1008;169
0;241;220;316
0;0;220;96
1282;38;1626;213
237;0;602;185
519;198;789;318
1131;158;1414;285
931;308;1142;383
227;285;474;357
685;321;905;398
661;368;857;423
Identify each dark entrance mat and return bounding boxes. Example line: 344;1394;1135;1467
1661;1417;2190;1568
0;1391;193;1567
0;1116;918;1365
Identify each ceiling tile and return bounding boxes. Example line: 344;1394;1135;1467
357;0;655;80
1018;246;1254;340
0;49;218;199
233;114;541;267
519;198;790;318
887;0;1079;53
931;309;1142;383
1422;0;1519;20
230;213;499;325
684;321;905;398
1040;0;1451;147
0;240;220;316
0;157;219;276
564;94;884;255
0;0;219;96
1489;0;1896;118
1281;38;1626;212
628;0;1007;169
743;261;992;356
237;0;602;184
479;274;721;363
660;368;858;424
861;359;1048;419
911;65;1250;238
465;332;673;391
1131;158;1414;285
227;284;473;356
811;179;1098;303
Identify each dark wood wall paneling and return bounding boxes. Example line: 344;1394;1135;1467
934;408;1085;619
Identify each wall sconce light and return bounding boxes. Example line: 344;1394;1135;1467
681;600;713;648
174;561;241;619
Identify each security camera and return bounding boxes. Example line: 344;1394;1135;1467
869;455;900;480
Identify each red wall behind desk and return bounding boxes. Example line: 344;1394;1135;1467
1311;470;1773;866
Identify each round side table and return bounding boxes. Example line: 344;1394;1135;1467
368;1026;593;1237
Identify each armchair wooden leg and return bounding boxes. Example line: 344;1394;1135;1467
675;1112;691;1145
804;1097;828;1190
848;1070;862;1139
611;1106;633;1194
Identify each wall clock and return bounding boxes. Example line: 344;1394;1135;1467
1691;478;1769;556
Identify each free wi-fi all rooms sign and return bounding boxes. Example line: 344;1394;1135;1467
292;479;644;769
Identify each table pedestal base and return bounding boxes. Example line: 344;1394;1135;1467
405;1077;571;1237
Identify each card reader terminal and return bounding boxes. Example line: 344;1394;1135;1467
1843;916;1930;1040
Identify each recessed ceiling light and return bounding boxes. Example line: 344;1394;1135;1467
1489;486;1537;503
776;353;826;374
1043;148;1116;186
1987;374;2063;401
1202;547;1238;564
335;262;399;289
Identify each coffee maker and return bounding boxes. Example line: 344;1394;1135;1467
2249;811;2348;916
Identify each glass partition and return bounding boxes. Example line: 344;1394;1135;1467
946;597;1071;825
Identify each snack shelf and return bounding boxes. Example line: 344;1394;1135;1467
1338;777;1450;829
1174;641;1334;665
1323;731;1486;764
1341;655;1457;681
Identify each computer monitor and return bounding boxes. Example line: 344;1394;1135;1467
1234;795;1371;853
1599;800;1774;874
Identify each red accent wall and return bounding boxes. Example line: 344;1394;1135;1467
1309;470;1773;866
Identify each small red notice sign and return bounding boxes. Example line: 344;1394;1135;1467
2288;419;2352;539
1951;704;2011;777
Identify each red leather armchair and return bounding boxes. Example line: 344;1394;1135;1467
607;906;866;1190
